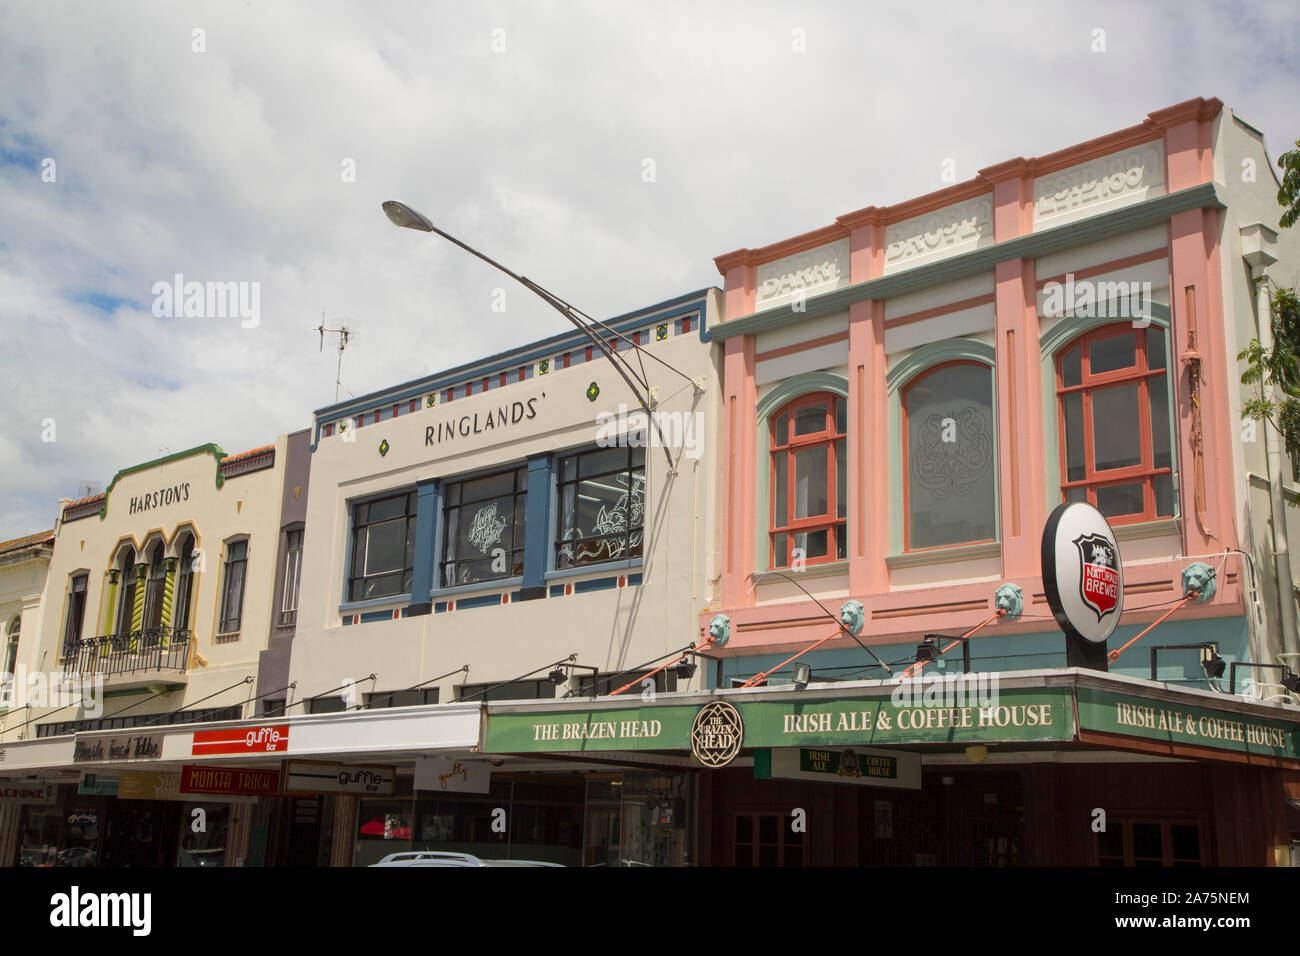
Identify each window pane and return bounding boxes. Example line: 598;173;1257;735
1131;823;1162;860
835;398;846;435
1154;473;1175;517
1090;332;1136;374
792;447;828;519
773;453;788;527
836;438;846;518
577;448;629;480
1096;481;1145;517
462;471;515;503
1061;346;1082;388
774;412;789;447
906;364;996;549
1062;392;1086;482
1091;384;1141;470
771;532;787;567
793;404;826;436
835;524;847;560
794;529;828;559
1149;376;1171;470
366;494;406;523
1146;326;1167;371
364;518;408;575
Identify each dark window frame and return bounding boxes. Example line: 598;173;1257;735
439;467;528;589
555;445;646;571
218;538;248;634
348;490;417;603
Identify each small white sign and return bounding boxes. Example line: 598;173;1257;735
414;757;491;794
283;760;395;796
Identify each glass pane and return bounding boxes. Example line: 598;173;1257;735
773;454;788;526
457;498;512;558
771;532;787;567
758;816;778;844
774;412;789;446
1063;393;1086;482
835;398;846;435
794;529;828;559
1132;823;1162;860
836;439;847;518
367;494;407;523
1061;346;1082;388
1146;326;1167;371
1154;473;1175;517
1090;332;1136;374
735;816;753;843
1149;376;1171;470
462;471;516;503
835;524;847;560
906;364;996;549
1096;482;1145;517
1171;824;1200;861
793;404;826;437
578;447;629;480
559;455;577;484
792;447;828;519
1091;384;1141;470
364;518;407;575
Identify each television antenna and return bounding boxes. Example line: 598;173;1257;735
314;311;360;404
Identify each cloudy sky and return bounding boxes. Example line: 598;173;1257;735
0;0;1297;539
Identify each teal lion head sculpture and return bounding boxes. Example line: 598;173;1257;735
1182;562;1216;602
994;583;1023;620
840;600;865;637
708;614;731;647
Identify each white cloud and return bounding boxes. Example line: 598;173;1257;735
0;0;1297;537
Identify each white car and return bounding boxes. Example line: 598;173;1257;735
369;851;562;867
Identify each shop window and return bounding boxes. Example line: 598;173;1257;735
440;467;527;588
733;812;805;866
455;679;556;702
142;542;167;631
218;539;248;635
261;698;286;718
114;546;138;637
365;688;440;709
555;446;645;569
1056;324;1174;524
903;362;996;550
61;574;88;656
280;528;303;625
769;392;847;568
1096;817;1208;867
349;490;416;602
174;535;196;633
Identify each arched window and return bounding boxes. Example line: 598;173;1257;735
114;545;138;637
1056;323;1173;523
902;361;996;550
174;534;195;634
768;392;846;569
142;542;167;631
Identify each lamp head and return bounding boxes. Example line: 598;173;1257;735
382;200;435;232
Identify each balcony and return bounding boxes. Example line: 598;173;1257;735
63;627;192;681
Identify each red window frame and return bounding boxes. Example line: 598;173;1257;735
900;359;998;552
1055;324;1172;525
768;392;846;569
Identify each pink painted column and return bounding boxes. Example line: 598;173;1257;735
985;162;1047;580
845;216;889;595
720;333;758;609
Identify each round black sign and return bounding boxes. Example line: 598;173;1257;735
1042;501;1124;668
691;701;744;768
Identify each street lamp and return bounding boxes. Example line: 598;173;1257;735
382;199;695;469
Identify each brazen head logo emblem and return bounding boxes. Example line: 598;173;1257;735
1073;532;1119;620
691;701;743;768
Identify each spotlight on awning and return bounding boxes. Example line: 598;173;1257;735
1202;650;1226;680
915;638;939;664
547;666;567;685
672;657;697;681
792;662;811;691
1284;668;1300;695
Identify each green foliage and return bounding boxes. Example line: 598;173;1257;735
1280;144;1300;230
1239;287;1300;500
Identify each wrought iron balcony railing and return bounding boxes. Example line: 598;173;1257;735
62;627;191;678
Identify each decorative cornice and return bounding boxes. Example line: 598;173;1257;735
715;97;1224;278
711;181;1224;342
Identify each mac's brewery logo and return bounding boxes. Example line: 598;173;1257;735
691;701;743;768
1074;532;1119;620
